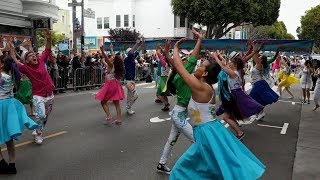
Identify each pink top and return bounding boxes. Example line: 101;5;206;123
271;57;281;71
157;52;167;67
17;49;55;97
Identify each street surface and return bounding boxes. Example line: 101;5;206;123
0;80;307;180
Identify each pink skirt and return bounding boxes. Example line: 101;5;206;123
95;79;125;101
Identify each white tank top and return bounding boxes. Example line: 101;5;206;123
228;71;242;90
251;67;263;84
188;91;216;127
300;67;312;83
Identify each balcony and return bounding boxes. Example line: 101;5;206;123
21;0;59;21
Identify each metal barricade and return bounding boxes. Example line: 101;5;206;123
73;67;103;91
52;69;70;91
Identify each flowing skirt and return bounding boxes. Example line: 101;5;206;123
95;79;125;101
170;120;265;180
249;80;279;106
232;89;264;119
0;98;38;144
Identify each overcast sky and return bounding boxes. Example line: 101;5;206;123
278;0;319;38
56;0;319;38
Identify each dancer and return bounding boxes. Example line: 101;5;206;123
0;53;38;174
124;39;143;115
11;29;55;145
299;60;314;104
278;57;299;98
157;28;202;174
155;48;170;111
95;44;125;125
313;60;320;111
248;46;279;120
211;50;264;130
212;53;245;139
169;39;265;180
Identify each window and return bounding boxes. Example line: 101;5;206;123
104;17;109;29
124;15;129;27
97;17;102;29
61;15;65;24
228;33;232;39
132;15;135;27
180;16;186;27
116;15;121;27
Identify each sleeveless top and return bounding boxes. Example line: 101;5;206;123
188;88;216;127
228;71;242;90
300;67;312;84
105;65;116;80
316;68;320;84
251;67;263;84
0;72;14;99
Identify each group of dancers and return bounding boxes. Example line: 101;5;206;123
1;26;320;179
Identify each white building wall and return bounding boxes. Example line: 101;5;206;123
85;0;175;38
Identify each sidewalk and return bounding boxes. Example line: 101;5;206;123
292;101;320;180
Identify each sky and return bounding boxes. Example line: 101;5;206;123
278;0;319;38
55;0;319;38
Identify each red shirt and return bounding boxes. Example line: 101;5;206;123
17;49;55;97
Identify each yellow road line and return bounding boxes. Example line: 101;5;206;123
1;131;67;152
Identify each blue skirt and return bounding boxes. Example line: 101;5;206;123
170;120;265;180
0;98;38;144
249;80;279;106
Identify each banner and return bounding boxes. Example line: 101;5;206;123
104;39;314;53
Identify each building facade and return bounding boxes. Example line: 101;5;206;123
83;0;192;51
0;0;58;52
53;9;72;39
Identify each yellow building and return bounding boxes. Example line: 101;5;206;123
53;9;72;39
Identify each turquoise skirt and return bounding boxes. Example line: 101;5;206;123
170;120;265;180
0;98;38;144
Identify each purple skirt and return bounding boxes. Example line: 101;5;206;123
231;89;264;119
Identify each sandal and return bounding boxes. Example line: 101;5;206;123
103;117;113;125
113;120;122;125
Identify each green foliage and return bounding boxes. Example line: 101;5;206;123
248;21;295;40
36;30;65;47
298;5;320;51
171;0;280;39
108;28;141;41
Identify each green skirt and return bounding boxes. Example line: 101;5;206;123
16;80;33;105
156;76;171;96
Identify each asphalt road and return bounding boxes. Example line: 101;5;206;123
0;81;304;180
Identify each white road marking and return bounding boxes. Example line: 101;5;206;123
278;99;302;104
280;123;289;135
257;123;289;135
145;85;156;89
257;124;283;129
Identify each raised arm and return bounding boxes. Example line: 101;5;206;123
267;48;280;64
190;28;203;59
100;45;113;68
169;39;204;92
8;41;22;66
109;43;115;58
209;51;237;79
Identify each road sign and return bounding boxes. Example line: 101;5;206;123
33;18;53;30
84;8;95;19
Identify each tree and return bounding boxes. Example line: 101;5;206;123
108;28;141;41
297;5;320;52
171;0;280;39
248;21;295;40
36;30;64;47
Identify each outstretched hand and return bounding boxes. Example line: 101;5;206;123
174;38;186;48
44;29;52;40
192;27;203;39
162;39;171;57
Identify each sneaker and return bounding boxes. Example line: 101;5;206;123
161;104;170;111
127;109;135;115
249;115;257;122
0;159;8;174
157;163;171;174
34;135;43;145
6;163;16;174
256;112;266;121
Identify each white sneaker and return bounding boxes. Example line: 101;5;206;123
34;135;43;145
256;112;266;121
127;109;135;115
249;115;257;122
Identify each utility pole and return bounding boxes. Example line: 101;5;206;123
68;0;84;55
81;0;85;57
